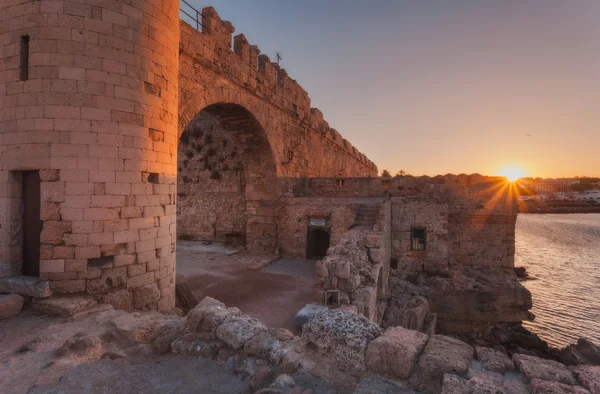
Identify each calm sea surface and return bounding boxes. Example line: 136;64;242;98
515;214;600;348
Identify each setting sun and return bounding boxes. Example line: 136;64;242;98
498;166;527;181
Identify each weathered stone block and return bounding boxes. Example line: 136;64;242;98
216;314;266;349
410;334;474;394
302;309;381;375
133;283;161;309
0;276;52;298
475;346;514;373
366;326;429;379
513;353;578;386
572;365;600;394
185;296;226;332
0;294;24;319
32;295;97;317
530;378;590;394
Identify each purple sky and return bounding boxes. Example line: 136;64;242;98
185;1;600;177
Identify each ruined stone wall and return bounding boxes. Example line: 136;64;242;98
278;198;375;257
0;0;179;310
177;112;246;244
178;7;377;178
282;175;518;270
315;201;392;323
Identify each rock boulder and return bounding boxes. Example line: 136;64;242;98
302;309;381;375
410;334;474;394
513;353;578;386
366;326;429;379
216;314;266;349
476;346;515;373
0;294;24;319
530;378;590;394
572;365;600;394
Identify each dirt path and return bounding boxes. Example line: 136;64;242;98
176;242;316;333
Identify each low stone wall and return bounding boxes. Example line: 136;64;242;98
169;297;598;393
314;201;391;323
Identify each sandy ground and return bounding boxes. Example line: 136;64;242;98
176;241;316;333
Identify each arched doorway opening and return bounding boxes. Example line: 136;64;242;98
307;228;330;259
177;103;278;253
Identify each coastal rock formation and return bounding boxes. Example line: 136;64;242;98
513;353;578;386
571;366;600;394
561;339;600;366
428;267;534;334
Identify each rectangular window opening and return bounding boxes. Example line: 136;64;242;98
20;35;30;81
336;179;345;187
411;227;426;251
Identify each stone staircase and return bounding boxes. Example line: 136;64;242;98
354;204;379;227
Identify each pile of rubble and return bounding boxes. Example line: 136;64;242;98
171;297;600;393
2;293;599;393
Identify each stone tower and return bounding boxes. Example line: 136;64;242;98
0;0;180;310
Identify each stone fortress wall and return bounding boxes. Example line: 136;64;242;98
0;0;180;310
279;174;518;272
0;2;378;310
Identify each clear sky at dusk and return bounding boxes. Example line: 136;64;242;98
186;0;600;178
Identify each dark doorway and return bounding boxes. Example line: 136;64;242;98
22;171;41;277
307;228;330;260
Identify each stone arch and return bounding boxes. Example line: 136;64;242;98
177;101;279;253
178;88;283;174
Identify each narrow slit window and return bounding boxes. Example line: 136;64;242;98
411;227;426;251
20;35;29;81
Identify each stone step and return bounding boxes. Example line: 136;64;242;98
0;276;52;298
0;294;24;319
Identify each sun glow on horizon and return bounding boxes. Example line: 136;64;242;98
498;166;527;182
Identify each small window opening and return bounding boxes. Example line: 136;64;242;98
147;173;159;184
20;35;30;81
411;227;426;251
325;289;339;306
382;179;390;188
390;258;398;269
336;179;345;187
287;150;293;162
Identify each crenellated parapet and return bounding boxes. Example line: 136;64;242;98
178;7;377;175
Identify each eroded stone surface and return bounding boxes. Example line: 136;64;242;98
0;276;52;298
530;378;591;394
441;373;506;394
513;353;578;386
382;294;430;331
185;296;226;332
302;309;381;375
366;326;429;379
476;346;515;373
0;293;24;319
410;334;475;394
216;314;266;349
572;365;600;394
112;312;182;343
32;296;97;317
